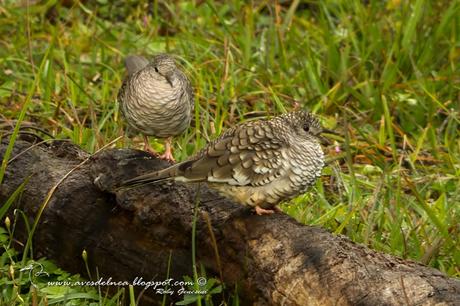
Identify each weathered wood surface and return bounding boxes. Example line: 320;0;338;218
1;136;459;305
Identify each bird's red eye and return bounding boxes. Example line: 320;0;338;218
303;124;310;132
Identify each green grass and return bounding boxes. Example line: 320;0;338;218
1;0;459;304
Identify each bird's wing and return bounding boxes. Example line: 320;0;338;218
177;122;286;186
185;77;195;110
124;55;149;76
118;55;149;107
175;68;195;111
117;79;127;103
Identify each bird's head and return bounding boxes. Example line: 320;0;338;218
280;110;322;139
151;54;177;86
281;110;338;147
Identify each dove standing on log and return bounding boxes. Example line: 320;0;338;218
122;111;326;215
118;54;194;161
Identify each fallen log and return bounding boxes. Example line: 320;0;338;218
0;135;459;305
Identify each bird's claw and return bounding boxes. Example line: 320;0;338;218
255;206;277;215
159;151;175;163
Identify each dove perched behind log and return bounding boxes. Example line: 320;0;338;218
122;111;325;215
118;54;194;161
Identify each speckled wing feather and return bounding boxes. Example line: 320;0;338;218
182;122;284;185
173;62;194;111
122;120;285;187
117;55;149;115
183;74;195;110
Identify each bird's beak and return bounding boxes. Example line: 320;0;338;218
319;128;338;145
322;128;338;135
164;72;174;87
318;135;331;145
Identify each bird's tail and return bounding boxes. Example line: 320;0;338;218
124;55;149;76
120;159;204;189
121;164;181;188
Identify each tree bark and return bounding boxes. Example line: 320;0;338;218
1;136;459;305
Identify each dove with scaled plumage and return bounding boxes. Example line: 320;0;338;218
118;54;194;161
122;111;325;215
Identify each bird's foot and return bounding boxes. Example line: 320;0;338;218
158;150;175;162
159;137;175;162
255;206;276;215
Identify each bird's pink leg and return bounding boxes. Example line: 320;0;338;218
255;205;282;215
159;137;175;162
143;135;159;156
255;206;275;215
